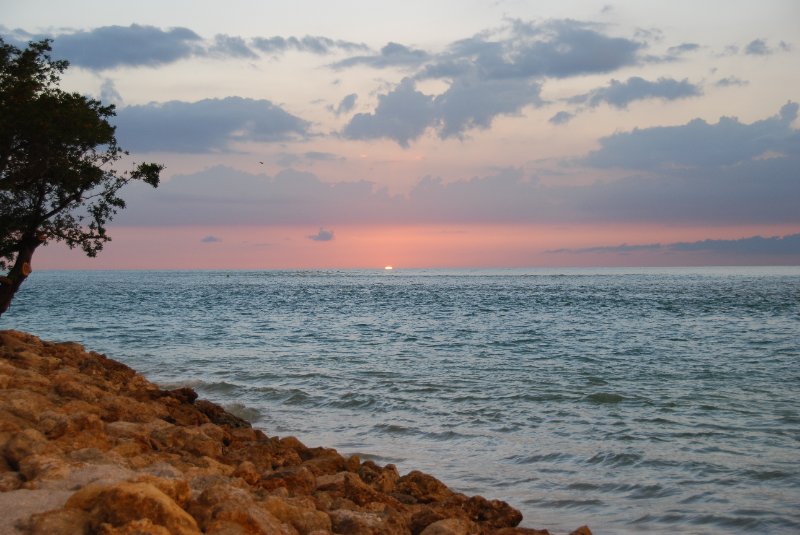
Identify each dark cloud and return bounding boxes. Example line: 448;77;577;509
342;79;436;147
550;233;800;256
200;235;222;243
251;35;368;55
667;42;700;55
334;93;357;115
99;79;123;106
338;19;654;145
548;243;663;254
583;101;799;168
715;76;748;87
569;76;702;108
308;228;335;242
4;25;368;70
435;77;543;138
420;19;644;81
207;34;258;59
745;38;770;56
331;42;430;70
342;76;543;145
549;111;574;125
52;24;202;69
115;97;310;153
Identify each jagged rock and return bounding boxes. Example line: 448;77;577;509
0;330;590;535
65;481;200;534
419;517;474;535
396;471;454;504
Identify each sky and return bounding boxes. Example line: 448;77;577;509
2;0;799;269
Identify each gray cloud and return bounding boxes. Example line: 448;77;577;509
334;93;357;115
343;79;436;147
4;25;368;71
549;233;800;256
569;77;702;108
115;97;310;153
99;78;123;106
583;101;799;168
200;235;222;243
308;228;335;242
339;19;655;145
715;76;748;87
331;42;430;70
52;24;203;69
745;39;770;56
667;42;700;56
251;35;368;55
342;76;543;144
420;19;644;81
549;111;574;125
208;34;258;59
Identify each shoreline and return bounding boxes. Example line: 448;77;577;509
0;330;590;535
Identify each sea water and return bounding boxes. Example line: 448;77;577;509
3;267;799;534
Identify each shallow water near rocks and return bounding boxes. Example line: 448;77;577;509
5;267;800;534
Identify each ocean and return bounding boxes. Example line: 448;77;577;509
3;267;799;534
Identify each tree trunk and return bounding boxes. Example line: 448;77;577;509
0;237;40;318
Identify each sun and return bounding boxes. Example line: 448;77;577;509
384;266;393;270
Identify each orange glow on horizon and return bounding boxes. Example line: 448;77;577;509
31;223;800;270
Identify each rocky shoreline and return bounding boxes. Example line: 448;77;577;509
0;330;591;535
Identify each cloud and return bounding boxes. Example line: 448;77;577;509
569;76;702;108
715;76;748;87
666;42;700;56
334;93;357;115
99;78;123;106
582;101;799;168
251;35;368;55
549;111;574;125
548;243;662;254
52;24;203;69
331;42;430;70
200;235;222;243
342;76;543;145
338;19;656;145
670;233;800;254
419;19;644;81
207;34;258;59
308;228;335;242
113;105;800;228
745;39;770;56
549;233;800;256
114;97;310;152
342;79;436;147
6;25;369;71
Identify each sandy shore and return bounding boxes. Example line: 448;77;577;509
0;330;591;535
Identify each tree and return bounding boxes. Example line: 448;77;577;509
0;38;162;317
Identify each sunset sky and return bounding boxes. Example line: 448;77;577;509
3;0;799;268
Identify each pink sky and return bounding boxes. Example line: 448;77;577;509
5;1;800;269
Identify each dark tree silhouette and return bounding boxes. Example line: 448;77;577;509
0;38;162;317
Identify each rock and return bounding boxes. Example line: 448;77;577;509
458;495;523;529
419;517;473;535
0;330;591;534
26;507;92;535
262;495;332;534
65;481;200;535
260;466;316;496
189;482;291;534
396;471;454;504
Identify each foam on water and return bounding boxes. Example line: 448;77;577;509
4;267;800;534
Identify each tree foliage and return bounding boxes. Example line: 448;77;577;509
0;38;162;316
